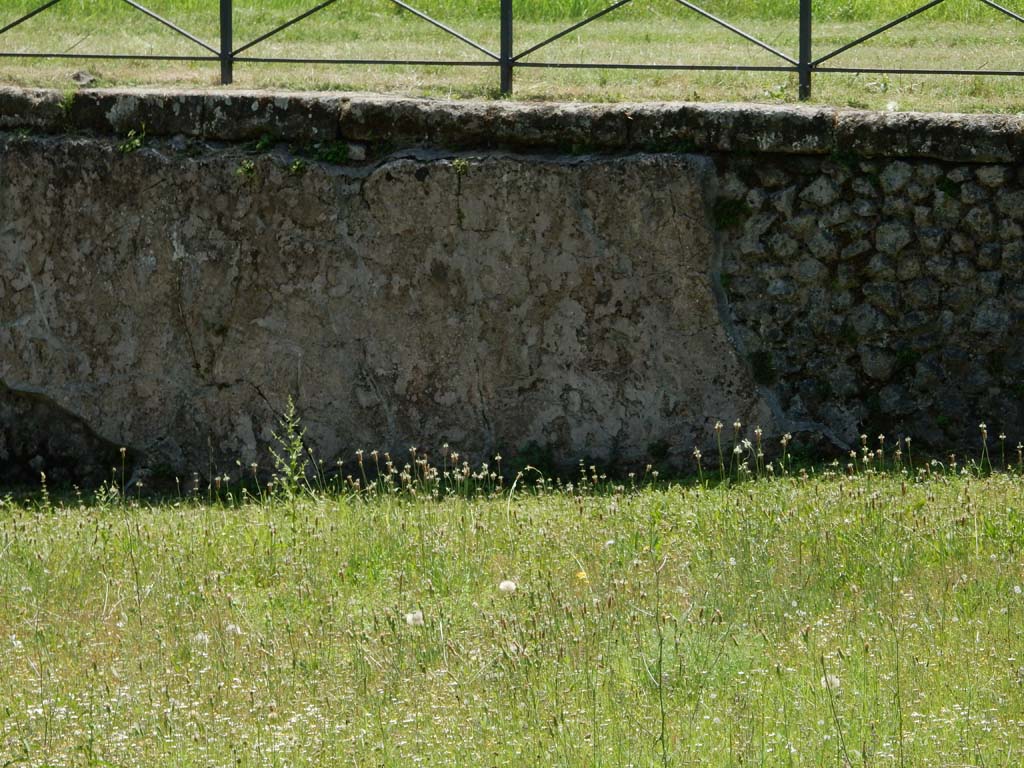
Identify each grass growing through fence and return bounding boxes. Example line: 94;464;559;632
2;442;1024;766
2;0;1024;110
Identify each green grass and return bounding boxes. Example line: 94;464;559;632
2;450;1024;766
2;0;1024;110
4;0;1018;24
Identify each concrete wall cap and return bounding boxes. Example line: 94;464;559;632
1;86;1022;161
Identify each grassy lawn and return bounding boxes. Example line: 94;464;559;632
2;0;1024;110
2;444;1024;766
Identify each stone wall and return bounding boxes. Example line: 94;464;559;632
1;87;1021;482
717;154;1024;451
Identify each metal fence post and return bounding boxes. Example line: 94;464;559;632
798;0;811;99
220;0;233;84
500;0;513;95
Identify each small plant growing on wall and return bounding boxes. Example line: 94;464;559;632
236;158;256;179
749;350;777;386
711;197;750;230
58;89;76;127
313;141;349;164
118;125;146;154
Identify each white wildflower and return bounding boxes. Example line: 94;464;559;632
499;580;517;594
405;610;424;626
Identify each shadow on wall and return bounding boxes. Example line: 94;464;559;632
0;382;125;487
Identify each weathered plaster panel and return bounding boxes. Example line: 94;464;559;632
0;131;768;479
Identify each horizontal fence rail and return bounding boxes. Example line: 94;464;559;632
2;0;1024;99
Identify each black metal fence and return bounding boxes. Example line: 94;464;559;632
2;0;1024;99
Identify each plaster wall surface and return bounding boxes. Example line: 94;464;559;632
0;88;1020;481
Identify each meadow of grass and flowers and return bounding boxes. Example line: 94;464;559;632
2;418;1024;766
3;0;1024;109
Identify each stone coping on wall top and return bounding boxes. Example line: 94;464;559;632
1;86;1022;163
